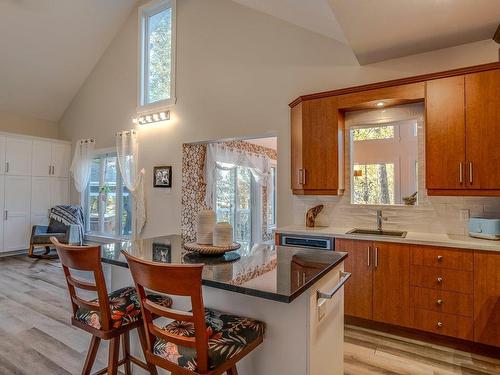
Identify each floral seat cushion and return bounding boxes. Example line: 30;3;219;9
153;308;265;371
75;286;172;330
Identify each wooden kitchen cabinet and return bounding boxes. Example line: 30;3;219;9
290;97;344;195
336;239;373;320
425;76;466;190
473;251;500;347
465;69;500;190
426;68;500;195
372;242;410;326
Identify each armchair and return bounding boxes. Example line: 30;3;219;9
28;221;81;259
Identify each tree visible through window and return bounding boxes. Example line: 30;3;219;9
139;0;175;107
353;163;395;205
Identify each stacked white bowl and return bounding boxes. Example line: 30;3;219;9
196;210;216;245
213;222;233;247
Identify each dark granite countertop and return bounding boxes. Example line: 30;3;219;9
99;235;347;303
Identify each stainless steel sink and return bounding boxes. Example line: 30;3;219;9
347;228;407;238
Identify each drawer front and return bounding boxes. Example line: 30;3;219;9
411;245;473;271
410;286;473;317
411;308;473;340
410;265;473;294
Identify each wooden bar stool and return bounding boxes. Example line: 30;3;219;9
50;238;173;375
123;251;265;375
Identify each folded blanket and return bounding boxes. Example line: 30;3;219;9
49;205;85;245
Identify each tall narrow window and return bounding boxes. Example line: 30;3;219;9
139;0;176;108
85;153;132;238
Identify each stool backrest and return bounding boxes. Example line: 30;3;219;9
122;251;209;373
50;237;112;331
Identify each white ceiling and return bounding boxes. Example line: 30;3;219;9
328;0;500;64
0;0;138;122
231;0;348;44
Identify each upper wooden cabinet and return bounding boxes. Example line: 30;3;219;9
291;97;344;195
465;70;500;190
426;68;500;195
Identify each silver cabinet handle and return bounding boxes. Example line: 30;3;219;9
49;165;52;175
437;321;443;328
437;277;443;284
317;271;351;300
5;162;9;173
303;169;307;185
367;246;371;267
4;210;7;220
298;169;303;185
436;299;443;305
374;247;379;268
469;162;473;184
302;272;306;285
437;255;443;262
52;165;55;175
296;271;301;288
459;163;463;183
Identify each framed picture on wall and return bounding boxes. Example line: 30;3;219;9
153;166;172;188
152;243;171;263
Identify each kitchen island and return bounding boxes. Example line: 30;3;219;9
99;235;348;375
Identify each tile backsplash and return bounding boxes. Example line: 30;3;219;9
293;195;500;235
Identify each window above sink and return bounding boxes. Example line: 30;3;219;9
347;103;423;206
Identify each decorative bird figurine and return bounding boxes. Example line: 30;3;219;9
306;204;324;228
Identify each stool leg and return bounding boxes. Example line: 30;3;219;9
137;325;158;375
121;332;132;375
108;337;120;375
82;336;101;375
227;366;238;375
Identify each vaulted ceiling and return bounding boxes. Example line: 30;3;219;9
0;0;138;122
1;0;499;123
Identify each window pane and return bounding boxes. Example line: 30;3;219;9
88;158;101;233
147;7;172;104
352;125;394;141
121;185;132;236
353;163;395;205
235;167;251;245
215;166;235;225
102;157;118;235
267;167;276;226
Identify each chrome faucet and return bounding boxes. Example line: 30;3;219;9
376;210;384;231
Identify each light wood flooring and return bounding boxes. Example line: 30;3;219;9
0;255;499;375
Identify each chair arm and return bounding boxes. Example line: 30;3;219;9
32;225;49;236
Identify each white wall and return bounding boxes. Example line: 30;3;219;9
59;0;499;238
0;111;60;139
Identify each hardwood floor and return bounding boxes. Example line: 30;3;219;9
0;255;499;375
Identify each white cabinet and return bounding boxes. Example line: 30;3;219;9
4;176;31;251
52;143;71;178
0;137;6;174
32;141;53;177
5;137;32;176
32;140;71;178
51;178;70;207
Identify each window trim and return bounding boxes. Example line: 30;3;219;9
137;0;177;112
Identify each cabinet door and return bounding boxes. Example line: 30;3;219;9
474;251;500;347
5;137;32;176
373;242;410;326
465;70;500;189
52;143;71;178
291;103;304;190
425;76;465;190
31;177;52;226
51;178;70;206
4;176;31;251
0;175;4;251
0;136;5;175
32;140;53;177
302;97;340;191
336;239;373;319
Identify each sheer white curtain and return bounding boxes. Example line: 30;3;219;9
116;130;146;238
70;139;95;193
204;143;272;208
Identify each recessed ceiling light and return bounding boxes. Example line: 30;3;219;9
376;102;385;107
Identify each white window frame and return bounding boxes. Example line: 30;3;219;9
82;149;132;240
137;0;177;112
267;161;277;230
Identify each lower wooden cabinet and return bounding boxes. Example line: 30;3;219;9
336;239;373;320
336;238;499;347
473;251;500;347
